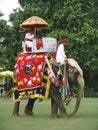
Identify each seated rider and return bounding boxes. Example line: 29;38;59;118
56;38;69;85
56;38;68;71
22;28;37;52
55;38;69;101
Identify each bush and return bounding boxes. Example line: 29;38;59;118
84;86;98;97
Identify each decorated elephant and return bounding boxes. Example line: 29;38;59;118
12;53;84;118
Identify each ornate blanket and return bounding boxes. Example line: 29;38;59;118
67;58;83;77
14;53;51;102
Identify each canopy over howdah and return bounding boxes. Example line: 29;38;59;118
20;16;49;29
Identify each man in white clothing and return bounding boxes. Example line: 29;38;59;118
56;38;69;88
23;28;37;52
56;38;68;66
56;38;69;102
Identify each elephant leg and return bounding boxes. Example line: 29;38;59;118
25;98;37;116
51;97;59;118
58;99;68;118
12;101;20;116
50;83;68;118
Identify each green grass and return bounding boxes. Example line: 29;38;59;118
0;98;98;130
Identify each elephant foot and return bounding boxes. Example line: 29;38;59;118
59;114;68;118
51;114;60;118
25;105;34;116
25;109;33;116
12;113;20;116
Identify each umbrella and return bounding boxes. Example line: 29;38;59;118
20;15;49;29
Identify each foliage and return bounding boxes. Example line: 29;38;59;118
4;76;14;92
84;86;98;97
0;0;98;95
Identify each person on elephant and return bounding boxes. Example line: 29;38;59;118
56;38;69;100
56;38;68;67
22;28;37;52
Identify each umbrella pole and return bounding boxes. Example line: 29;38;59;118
34;28;36;38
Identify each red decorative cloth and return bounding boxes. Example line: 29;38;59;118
15;53;46;90
36;39;43;49
25;45;32;52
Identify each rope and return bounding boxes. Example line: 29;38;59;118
45;55;60;86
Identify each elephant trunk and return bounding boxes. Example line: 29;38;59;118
68;76;84;116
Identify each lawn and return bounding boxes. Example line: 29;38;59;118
0;97;98;130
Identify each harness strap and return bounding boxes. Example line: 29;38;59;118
45;56;61;86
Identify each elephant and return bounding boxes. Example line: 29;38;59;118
12;55;84;118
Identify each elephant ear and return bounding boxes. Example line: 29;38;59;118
67;58;83;77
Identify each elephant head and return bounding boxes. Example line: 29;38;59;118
51;58;85;116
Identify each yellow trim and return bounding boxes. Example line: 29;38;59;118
13;93;46;102
13;98;21;103
44;76;50;99
13;87;18;91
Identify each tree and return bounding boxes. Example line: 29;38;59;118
0;0;98;91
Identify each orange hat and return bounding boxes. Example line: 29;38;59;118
59;38;68;44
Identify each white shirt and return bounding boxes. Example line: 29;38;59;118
25;32;34;40
56;44;67;65
25;33;34;47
